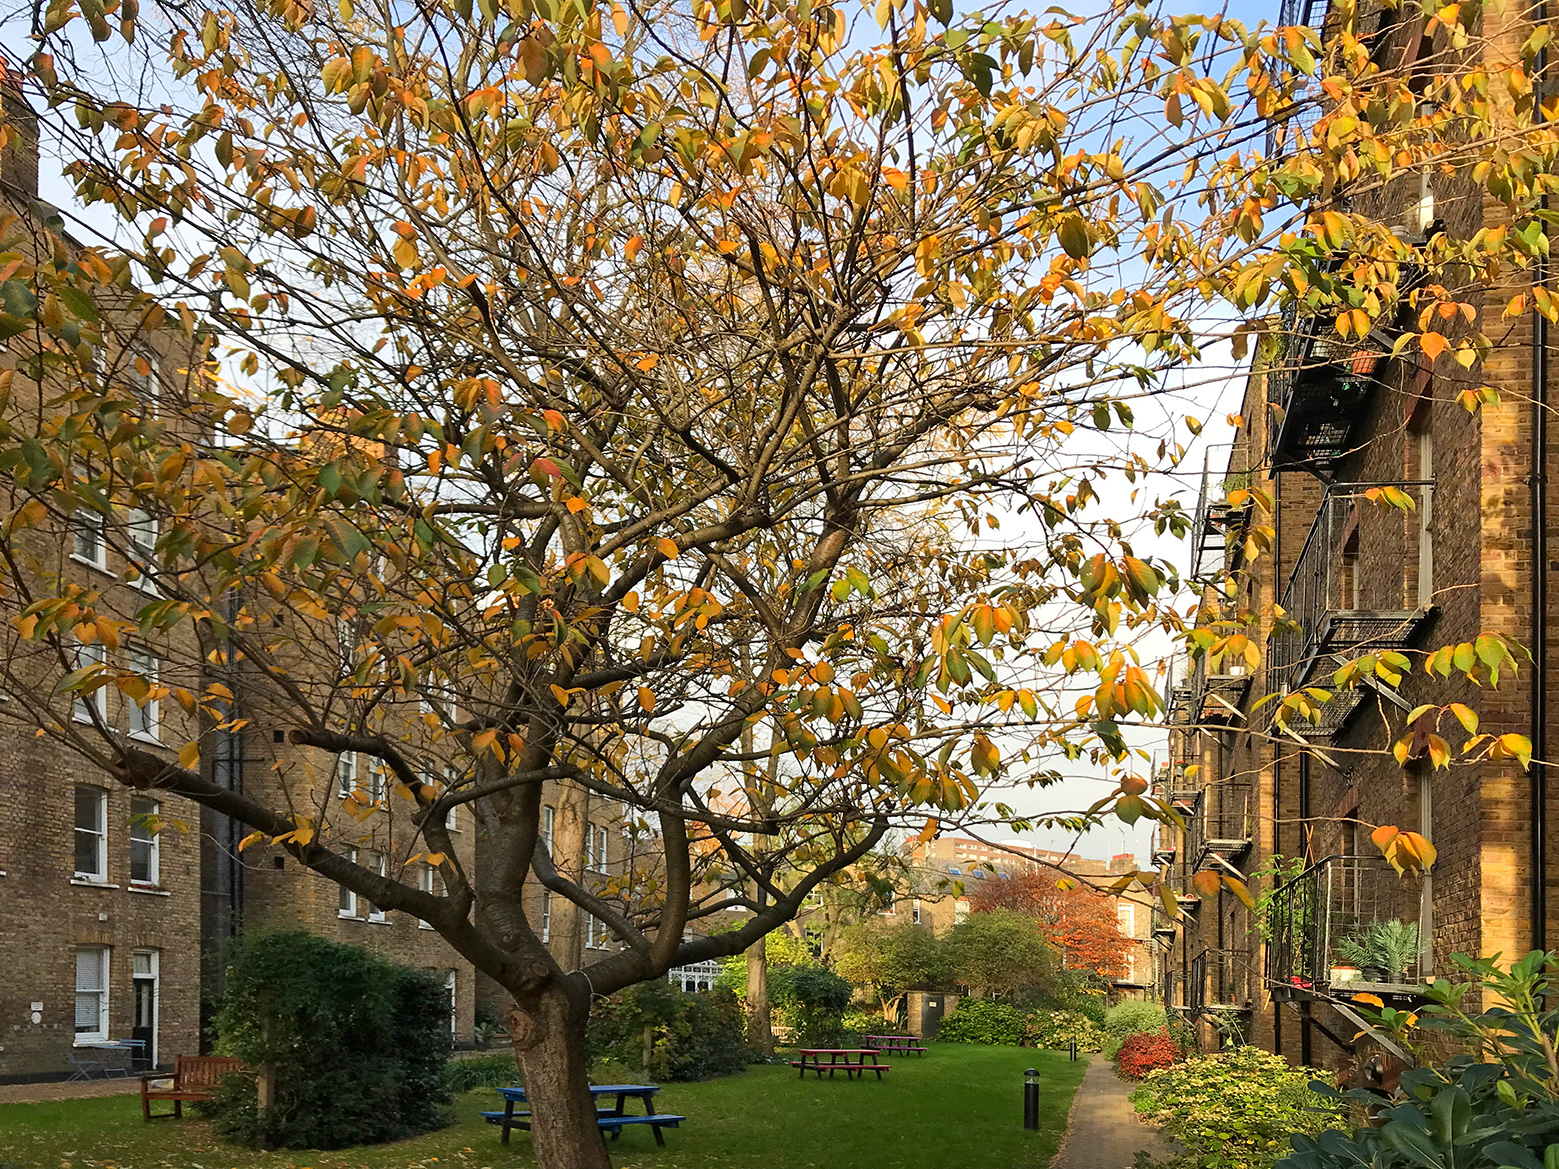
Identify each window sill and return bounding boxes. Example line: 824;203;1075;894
69;553;112;576
70;878;117;889
367;917;389;925
128;731;161;746
72;711;107;726
128;884;170;897
418;922;435;930
338;910;360;920
74;1038;109;1047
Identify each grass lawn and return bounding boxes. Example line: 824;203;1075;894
0;1044;1085;1169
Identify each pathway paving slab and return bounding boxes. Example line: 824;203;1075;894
0;1078;142;1105
1050;1057;1177;1169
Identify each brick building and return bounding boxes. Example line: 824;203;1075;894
1159;0;1559;1069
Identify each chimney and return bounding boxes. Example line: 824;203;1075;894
0;61;40;202
1109;852;1137;873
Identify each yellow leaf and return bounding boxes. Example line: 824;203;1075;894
638;686;655;712
472;728;498;752
550;684;572;707
425;852;447;866
238;830;267;851
178;741;200;770
1352;992;1385;1008
656;538;679;560
916;816;939;843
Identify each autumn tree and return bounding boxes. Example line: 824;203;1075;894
969;870;1131;980
4;0;1541;1159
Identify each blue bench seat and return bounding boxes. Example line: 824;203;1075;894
482;1108;686;1146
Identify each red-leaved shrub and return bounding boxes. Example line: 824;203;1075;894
1114;1028;1179;1079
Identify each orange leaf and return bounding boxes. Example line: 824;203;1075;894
638;686;655;712
656;537;679;560
1420;331;1448;362
635;354;660;372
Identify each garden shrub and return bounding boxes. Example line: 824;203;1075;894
1114;1028;1180;1079
770;963;853;1048
587;981;749;1081
205;930;452;1150
1104;999;1169;1039
1132;1047;1343;1168
938;998;1026;1045
1023;1008;1106;1052
444;1053;520;1092
1039;969;1109;1025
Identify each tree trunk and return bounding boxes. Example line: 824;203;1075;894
746;934;774;1056
508;980;612;1169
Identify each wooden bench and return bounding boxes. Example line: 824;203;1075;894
480;1109;687;1147
141;1056;244;1120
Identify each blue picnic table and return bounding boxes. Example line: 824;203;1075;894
480;1083;686;1146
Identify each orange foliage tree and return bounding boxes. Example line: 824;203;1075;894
969;872;1131;981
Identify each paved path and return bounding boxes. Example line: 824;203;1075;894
0;1078;142;1105
1050;1057;1178;1169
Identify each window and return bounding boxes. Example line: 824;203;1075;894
74;786;108;881
73;642;107;724
1412;416;1434;608
585;822;608;869
71;512;108;570
541;805;555;857
954;898;970;923
128;648;159;742
585;914;608;949
1117;901;1135;936
366;851;387;921
444;766;460;831
418;863;437;929
540;890;552;942
129;797;159;886
336;752;358;799
444;971;457;1037
910;898;921;925
75;946;110;1041
127;345;158;403
338;848;358;917
125;509;158;591
367;761;386;805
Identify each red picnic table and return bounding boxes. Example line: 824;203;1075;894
863;1034;928;1057
789;1048;891;1080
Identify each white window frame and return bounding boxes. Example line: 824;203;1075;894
540;890;552;942
125;508;158;592
338;847;358;917
366;851;387;922
127;647;159;743
911;898;922;925
418;863;437;929
75;945;110;1043
444;970;457;1037
71;511;108;571
443;766;460;830
586;914;606;949
129;796;160;887
542;805;554;858
336;752;359;799
367;760;387;805
73;642;108;724
74;786;108;882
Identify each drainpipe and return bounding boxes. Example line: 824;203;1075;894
1534;2;1550;955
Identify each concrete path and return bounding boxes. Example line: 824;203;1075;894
0;1078;142;1105
1050;1057;1178;1169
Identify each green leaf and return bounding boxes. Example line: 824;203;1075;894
1059;214;1091;260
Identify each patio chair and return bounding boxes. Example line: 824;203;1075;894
66;1051;107;1081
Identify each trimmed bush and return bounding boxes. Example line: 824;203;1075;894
205;930;452;1149
1114;1028;1179;1079
587;981;749;1081
1132;1047;1343;1169
1103;999;1168;1039
1024;1008;1106;1052
937;998;1025;1045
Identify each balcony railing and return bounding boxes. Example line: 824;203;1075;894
1264;854;1428;997
1196;779;1253;863
1190;656;1252;727
1190;449;1254;586
1188;948;1252;1014
1267;480;1436;695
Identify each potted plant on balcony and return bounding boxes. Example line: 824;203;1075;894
1337;920;1422;985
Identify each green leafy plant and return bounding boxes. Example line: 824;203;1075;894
1105;1000;1170;1039
444;1054;521;1093
1133;1048;1343;1169
1278;951;1559;1169
1024;1009;1107;1052
938;999;1026;1045
205;930;452;1150
770;964;854;1048
587;982;749;1082
1336;920;1421;977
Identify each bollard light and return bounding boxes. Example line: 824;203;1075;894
1069;1038;1077;1061
1023;1067;1040;1131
